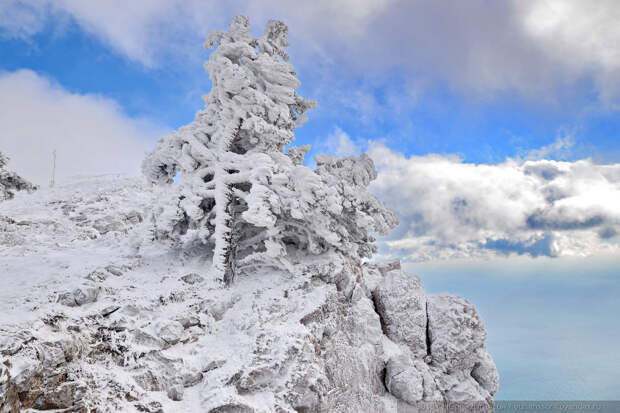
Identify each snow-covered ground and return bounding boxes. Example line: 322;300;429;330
0;174;498;412
0;175;334;411
1;175;151;323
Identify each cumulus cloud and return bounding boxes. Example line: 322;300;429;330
0;0;49;39
523;132;576;161
324;127;361;158
0;0;232;66
520;0;620;105
368;143;620;261
0;70;167;185
3;0;620;105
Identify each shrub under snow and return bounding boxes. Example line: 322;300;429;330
0;151;36;201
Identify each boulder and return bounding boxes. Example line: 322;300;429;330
157;320;185;346
471;349;500;396
373;269;427;357
426;293;498;404
426;294;487;371
57;287;99;307
384;354;424;404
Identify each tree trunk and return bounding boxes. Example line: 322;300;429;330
212;119;243;285
222;200;239;286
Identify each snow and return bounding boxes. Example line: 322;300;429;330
0;174;334;411
0;175;149;324
0;173;498;412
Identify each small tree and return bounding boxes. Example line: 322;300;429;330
0;151;37;201
143;16;397;284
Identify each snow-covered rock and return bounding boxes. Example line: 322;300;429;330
58;287;100;307
373;267;427;358
426;294;499;402
427;294;487;371
0;175;498;412
384;354;425;404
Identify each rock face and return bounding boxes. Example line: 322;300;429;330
426;294;499;401
300;258;497;412
0;255;498;412
373;263;427;357
194;255;498;413
0;176;498;412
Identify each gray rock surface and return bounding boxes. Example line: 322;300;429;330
472;349;500;396
425;293;498;405
427;293;487;371
384;354;424;403
373;267;428;357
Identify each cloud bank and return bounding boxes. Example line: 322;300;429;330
0;70;167;185
3;0;620;105
368;143;620;261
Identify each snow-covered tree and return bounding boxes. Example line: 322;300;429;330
313;154;398;258
0;151;37;201
143;15;315;284
143;16;397;284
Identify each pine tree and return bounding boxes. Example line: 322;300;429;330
143;16;315;284
0;151;37;201
143;16;398;284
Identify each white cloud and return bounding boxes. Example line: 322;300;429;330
523;131;575;161
0;0;49;39
4;0;620;105
519;0;620;106
325;127;361;157
522;1;620;73
0;70;167;185
0;0;232;66
368;142;620;261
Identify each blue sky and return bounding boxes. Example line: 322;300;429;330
1;0;619;400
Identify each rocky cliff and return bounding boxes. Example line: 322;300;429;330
0;175;498;412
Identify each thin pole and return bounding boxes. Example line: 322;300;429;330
50;149;56;188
